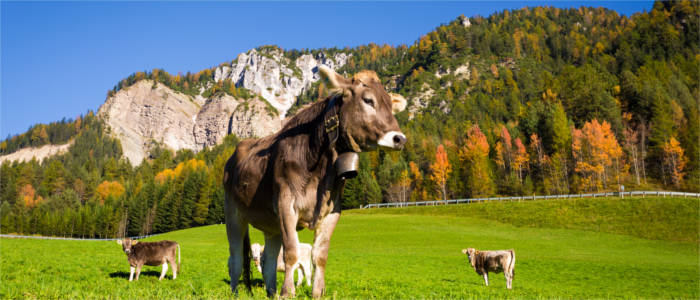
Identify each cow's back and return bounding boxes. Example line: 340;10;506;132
132;241;178;266
225;137;273;207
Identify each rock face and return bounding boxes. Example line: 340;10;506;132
229;99;282;139
98;80;202;164
98;47;350;165
214;48;350;118
193;94;239;149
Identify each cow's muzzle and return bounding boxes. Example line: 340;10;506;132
377;131;407;149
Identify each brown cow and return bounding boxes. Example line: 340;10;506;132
223;66;407;297
117;238;180;281
462;248;515;289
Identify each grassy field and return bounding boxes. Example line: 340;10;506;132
1;196;698;299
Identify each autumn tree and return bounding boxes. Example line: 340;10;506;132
662;137;686;188
459;125;494;197
408;161;425;201
513;138;528;182
20;184;43;208
572;119;624;192
95;181;125;204
430;144;451;201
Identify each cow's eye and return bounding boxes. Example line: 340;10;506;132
363;97;374;108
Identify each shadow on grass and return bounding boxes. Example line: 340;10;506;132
110;270;162;279
222;278;265;288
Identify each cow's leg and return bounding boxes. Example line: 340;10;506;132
262;234;282;297
299;253;312;286
225;200;248;294
483;273;489;286
135;265;142;281
159;262;168;280
312;212;340;298
296;267;303;286
129;266;135;282
170;258;177;280
303;258;312;287
278;190;300;297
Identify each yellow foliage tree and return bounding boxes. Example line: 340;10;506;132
572;119;623;192
429;144;451;201
459;125;494;197
96;181;125;204
662;137;686;188
20;184;43;208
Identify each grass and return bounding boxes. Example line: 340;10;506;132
1;197;698;299
354;196;700;242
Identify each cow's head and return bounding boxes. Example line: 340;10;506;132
250;243;264;273
117;238;138;255
462;248;477;267
319;66;407;151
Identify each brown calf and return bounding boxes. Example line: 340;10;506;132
462;248;515;289
117;238;180;281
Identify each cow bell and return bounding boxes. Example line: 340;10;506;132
335;152;359;180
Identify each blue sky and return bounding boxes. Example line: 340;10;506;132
1;1;653;138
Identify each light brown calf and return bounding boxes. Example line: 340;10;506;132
251;242;313;286
462;248;515;289
117;238;180;281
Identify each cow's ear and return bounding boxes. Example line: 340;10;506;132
132;240;139;245
461;249;468;255
117;240;122;245
318;65;350;92
389;93;407;114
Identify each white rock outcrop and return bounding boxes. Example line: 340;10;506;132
214;48;350;118
193;94;239;149
98;79;285;165
98;80;201;164
91;48;349;165
0;140;73;164
229;99;282;139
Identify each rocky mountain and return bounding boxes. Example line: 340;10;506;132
214;47;350;116
96;48;349;165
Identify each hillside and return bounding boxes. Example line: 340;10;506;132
354;196;700;242
2;201;698;298
1;1;699;239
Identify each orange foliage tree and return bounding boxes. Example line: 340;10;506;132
409;161;425;201
459;125;494;197
429;144;451;201
20;184;43;208
572;119;623;192
662;137;686;188
513;138;528;182
95;181;125;204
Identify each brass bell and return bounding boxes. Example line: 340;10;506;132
335;152;359;179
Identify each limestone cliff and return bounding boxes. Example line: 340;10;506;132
96;48;349;165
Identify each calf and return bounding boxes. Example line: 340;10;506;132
251;243;312;286
462;248;515;289
117;238;180;281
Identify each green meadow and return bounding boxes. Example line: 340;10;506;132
1;196;698;299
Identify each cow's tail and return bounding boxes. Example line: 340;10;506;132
508;249;516;279
243;229;252;293
177;244;181;274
